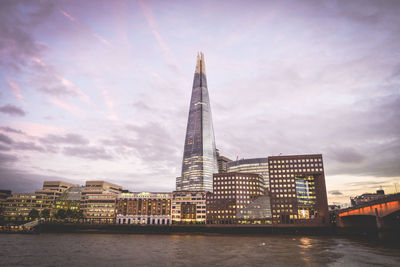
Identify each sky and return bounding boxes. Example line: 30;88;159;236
0;0;399;205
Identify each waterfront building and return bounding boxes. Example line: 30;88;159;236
0;190;11;222
350;190;385;206
81;181;122;224
216;149;232;173
206;172;265;224
52;187;83;217
179;53;218;192
3;193;48;221
227;158;269;189
115;192;172;225
172;191;207;224
35;181;79;208
268;154;329;225
236;194;272;224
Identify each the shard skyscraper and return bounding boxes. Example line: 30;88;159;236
177;52;218;192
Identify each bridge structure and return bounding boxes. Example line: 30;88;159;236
337;193;400;230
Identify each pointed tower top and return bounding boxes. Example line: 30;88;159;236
195;52;206;75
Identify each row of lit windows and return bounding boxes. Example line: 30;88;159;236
271;168;323;174
271;189;296;193
214;181;259;185
270;163;322;169
271;183;295;188
215;191;258;195
273;194;296;198
270;158;322;164
215;176;259;181
214;185;259;190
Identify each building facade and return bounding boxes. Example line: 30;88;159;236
35;181;79;208
81;181;122;223
268;154;329;226
227;158;269;189
206;172;265;224
116;192;172;225
53;187;83;219
179;53;218;192
216;149;232;173
172;191;207;224
2;193;48;221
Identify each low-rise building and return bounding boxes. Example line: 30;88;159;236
81;181;122;223
116;192;171;225
3;193;48;222
53;187;84;218
35;181;79;208
206;172;266;224
172;191;207;224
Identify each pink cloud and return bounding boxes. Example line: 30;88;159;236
5;77;24;103
49;97;82;115
59;9;111;47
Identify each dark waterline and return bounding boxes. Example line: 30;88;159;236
1;234;399;266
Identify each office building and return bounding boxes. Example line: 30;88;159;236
35;181;79;207
53;187;83;216
81;181;122;223
216;149;232;173
172;191;207;224
206;172;265;224
116;192;172;225
268;154;329;225
227;158;269;188
179;53;218;192
2;193;48;221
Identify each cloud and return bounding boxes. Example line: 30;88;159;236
329;190;343;195
0;166;78;193
0;126;26;135
40;133;89;145
326;146;365;164
63;146;113;160
5;77;24;103
0;104;26;116
0;144;11;151
0;0;55;71
0;153;18;164
13;141;46;152
0;133;13;145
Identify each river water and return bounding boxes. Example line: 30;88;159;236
1;234;399;266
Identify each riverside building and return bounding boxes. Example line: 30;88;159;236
172;191;207;224
268;154;329;225
35;181;79;208
3;193;48;221
206;172;265;224
81;181;122;223
227;158;269;189
115;192;172;225
178;53;218;192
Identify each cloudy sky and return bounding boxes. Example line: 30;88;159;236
0;0;399;205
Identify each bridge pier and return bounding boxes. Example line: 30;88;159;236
375;208;383;230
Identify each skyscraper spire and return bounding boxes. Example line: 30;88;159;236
178;53;218;192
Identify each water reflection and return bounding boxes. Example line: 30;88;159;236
0;234;399;266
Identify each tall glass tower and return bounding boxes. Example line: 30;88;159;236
178;52;218;192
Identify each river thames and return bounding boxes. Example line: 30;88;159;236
1;234;399;266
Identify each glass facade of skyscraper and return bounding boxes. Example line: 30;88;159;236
180;53;218;192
